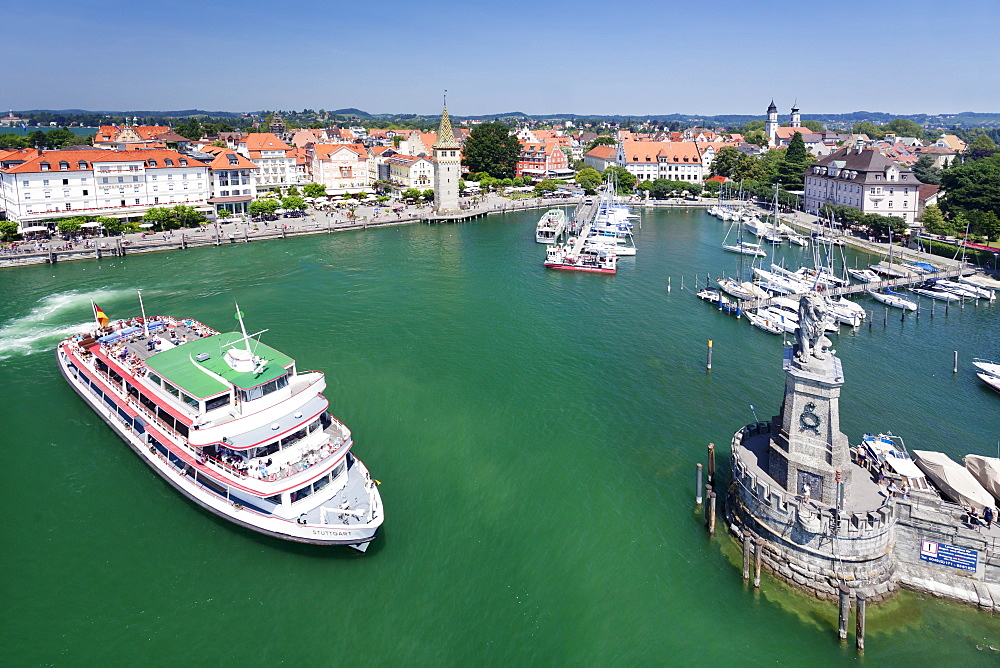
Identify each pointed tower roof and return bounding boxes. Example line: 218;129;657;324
433;105;460;149
791;99;800;113
767;100;778;113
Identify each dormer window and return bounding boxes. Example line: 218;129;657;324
148;159;157;167
78;161;88;169
40;162;50;171
179;159;187;166
59;161;69;170
165;159;174;166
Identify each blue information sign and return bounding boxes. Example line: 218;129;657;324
919;540;978;572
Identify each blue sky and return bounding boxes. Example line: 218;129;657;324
6;0;998;117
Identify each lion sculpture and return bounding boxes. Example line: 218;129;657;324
795;294;834;363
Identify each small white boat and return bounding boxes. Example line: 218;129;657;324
757;307;798;333
933;279;995;301
718;278;767;301
544;245;617;273
866;289;917;311
787;234;809;247
697;288;730;305
584;238;636;256
723;241;767;257
871;261;916;278
861;434;930;491
827;296;866;327
535;209;567;244
912;286;963;302
972;358;1000;378
746;310;782;334
847;268;881;283
977;373;1000;394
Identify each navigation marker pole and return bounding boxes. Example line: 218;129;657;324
138;290;149;338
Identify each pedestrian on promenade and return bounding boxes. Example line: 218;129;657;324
985;506;994;529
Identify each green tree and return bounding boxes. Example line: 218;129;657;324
586;136;617;151
57;217;86;233
602;165;635;193
884;118;924;138
918;205;953;235
969;133;997;151
534;179;558;196
939;152;1000;220
0;133;28;149
0;220;18;241
282;195;306;211
851;122;885;140
912;155;942;185
461;122;522;178
172;204;207;228
800;120;825;133
775;132;811;189
285;185;300;197
402;188;421;201
710;146;741;177
745;131;769;147
732;153;768;182
422;189;435;201
740;120;765;134
97;216;125;235
142;207;175;230
704;179;722;194
249;199;280;216
575;167;602;194
303;183;327;198
967;210;1000;242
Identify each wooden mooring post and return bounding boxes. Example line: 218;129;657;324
742;536;752;581
695;464;703;505
953;350;959;373
707;443;715;485
704;484;712;525
753;538;763;588
707;492;717;536
856;591;867;652
838;584;851;642
706;339;713;370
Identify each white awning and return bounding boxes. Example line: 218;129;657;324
138;223;155;228
80;222;102;228
20;225;49;232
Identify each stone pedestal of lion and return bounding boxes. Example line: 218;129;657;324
767;294;852;506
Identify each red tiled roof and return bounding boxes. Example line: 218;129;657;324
241;133;291;151
206;149;258;171
0;149;203;174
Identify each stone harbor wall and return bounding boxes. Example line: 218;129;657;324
728;423;898;602
893;492;1000;612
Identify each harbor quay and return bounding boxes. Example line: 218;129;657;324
0;194;579;268
724;296;1000;613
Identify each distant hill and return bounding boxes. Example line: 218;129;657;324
19;109;243;118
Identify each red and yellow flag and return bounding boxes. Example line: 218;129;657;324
93;301;110;328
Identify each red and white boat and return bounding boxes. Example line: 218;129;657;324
56;302;383;550
544;244;617;273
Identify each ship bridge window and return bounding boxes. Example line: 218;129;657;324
290;482;314;504
280;428;307;449
147;372;161;386
237;374;288;402
248;441;281;459
181;392;199;409
205;394;230;412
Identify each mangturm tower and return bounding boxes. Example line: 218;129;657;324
433;98;462;215
765;99;779;146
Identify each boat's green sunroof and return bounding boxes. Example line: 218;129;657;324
145;332;294;399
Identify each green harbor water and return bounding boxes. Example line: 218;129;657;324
1;208;998;664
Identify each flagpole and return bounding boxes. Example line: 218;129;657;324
137;290;149;338
91;299;99;329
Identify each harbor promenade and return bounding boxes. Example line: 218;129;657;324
0;194;581;268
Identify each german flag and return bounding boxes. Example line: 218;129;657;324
93;301;110;328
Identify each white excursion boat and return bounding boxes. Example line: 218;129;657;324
866;289;918;311
535;209;567;244
544;244;617;273
57;303;384;550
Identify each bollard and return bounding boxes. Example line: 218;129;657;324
856;591;867;652
707;339;713;371
931;300;935;318
743;536;752;580
707;443;716;485
667;276;671;292
953;350;958;373
838;584;851;642
707;492;716;536
696;463;703;505
753;538;763;588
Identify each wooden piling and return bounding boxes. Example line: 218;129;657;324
753;538;763;588
667;276;671;292
706;339;713;371
742;536;752;580
707;443;715;485
883;307;888;327
704;484;713;524
856;591;867;652
707;492;717;536
953;350;958;373
838;584;851;642
695;464;703;505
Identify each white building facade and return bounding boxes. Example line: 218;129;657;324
0;148;211;229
